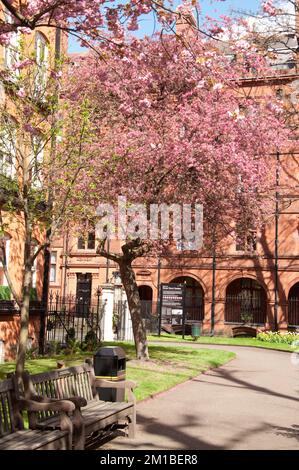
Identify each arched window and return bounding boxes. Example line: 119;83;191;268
225;278;267;325
288;283;299;327
170;276;204;322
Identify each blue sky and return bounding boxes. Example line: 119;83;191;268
68;0;262;53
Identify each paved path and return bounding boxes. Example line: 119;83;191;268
103;343;299;450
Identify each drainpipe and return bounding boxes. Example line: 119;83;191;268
62;225;69;300
211;249;216;336
157;258;162;336
105;238;110;283
274;152;280;331
39;28;62;354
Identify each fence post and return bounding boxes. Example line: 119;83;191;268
101;284;115;341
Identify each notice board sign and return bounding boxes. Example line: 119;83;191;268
160;283;185;308
159;283;187;337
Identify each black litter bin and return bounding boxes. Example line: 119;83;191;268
94;346;126;402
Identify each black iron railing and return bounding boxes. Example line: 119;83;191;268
288;298;299;327
46;293;105;344
225;294;266;325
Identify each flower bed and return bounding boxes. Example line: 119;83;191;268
257;331;299;345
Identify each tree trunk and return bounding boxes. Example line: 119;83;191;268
119;261;149;360
16;266;32;378
39;229;51;355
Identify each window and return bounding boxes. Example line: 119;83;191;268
34;32;48;95
0;233;11;286
176;238;197;251
31;239;39;288
87;231;95;249
31;135;44;188
3;10;19;72
236;230;257;252
0;122;16;178
77;230;96;250
50;252;57;283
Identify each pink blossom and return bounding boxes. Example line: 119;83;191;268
213;83;223;91
50;70;63;80
262;1;277;16
17;88;26;98
139;98;151;108
12;59;34;70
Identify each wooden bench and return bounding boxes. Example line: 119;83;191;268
21;362;136;449
0;376;75;450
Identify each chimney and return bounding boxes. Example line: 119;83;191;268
176;3;197;37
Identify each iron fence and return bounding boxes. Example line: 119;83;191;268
115;299;204;340
115;300;159;341
225;294;266;325
46;293;105;344
0;299;44;314
288;298;299;326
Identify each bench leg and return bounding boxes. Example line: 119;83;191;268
73;408;85;450
60;412;73;450
128;408;136;439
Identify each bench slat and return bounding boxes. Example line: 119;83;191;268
0;429;68;450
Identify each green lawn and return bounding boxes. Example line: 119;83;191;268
0;342;235;402
147;334;296;352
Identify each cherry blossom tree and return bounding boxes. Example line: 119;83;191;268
68;35;290;360
0;53;94;376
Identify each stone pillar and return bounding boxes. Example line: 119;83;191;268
121;289;134;341
101;284;114;341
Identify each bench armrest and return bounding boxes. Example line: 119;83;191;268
95;378;136;403
63;396;87;409
28;394;87;409
18;398;76;444
17;398;75;414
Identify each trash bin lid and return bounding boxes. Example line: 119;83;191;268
94;346;126;358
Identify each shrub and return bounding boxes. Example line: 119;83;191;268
65;327;76;344
64;338;82;355
29;288;38;301
82;330;101;352
45;340;63;356
0;286;11;300
25;346;39;360
257;331;299;345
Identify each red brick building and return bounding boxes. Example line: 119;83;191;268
49;61;299;337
